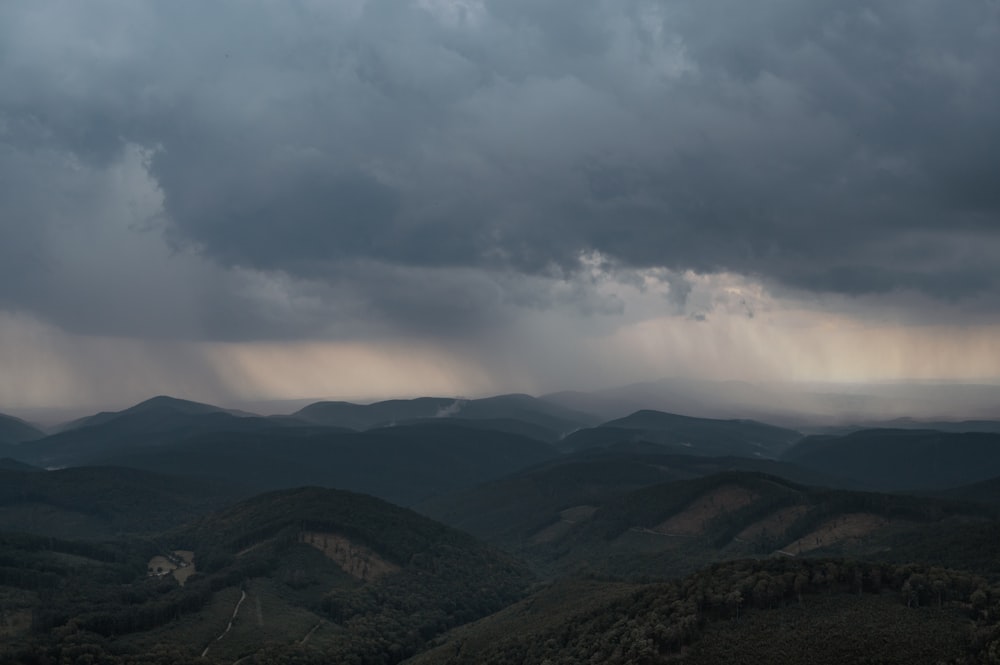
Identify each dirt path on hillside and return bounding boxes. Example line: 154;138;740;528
301;621;323;645
201;589;247;658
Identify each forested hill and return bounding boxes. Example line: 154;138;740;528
440;467;999;580
0;412;44;445
407;557;1000;665
0;465;237;538
293;393;598;435
783;429;1000;490
561;410;802;457
416;449;851;549
0;485;534;665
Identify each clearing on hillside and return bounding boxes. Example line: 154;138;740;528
299;532;399;581
147;551;196;586
780;513;889;555
653;485;759;536
560;505;598;522
529;505;599;544
737;504;811;542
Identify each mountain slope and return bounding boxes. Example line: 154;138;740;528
0;412;44;445
782;429;1000;491
14;396;310;467
0;466;239;538
930;474;1000;506
58;395;255;432
0;486;534;665
508;470;996;579
97;422;559;506
561;409;802;458
0;457;41;472
416;448;849;550
407;557;992;665
294;393;597;435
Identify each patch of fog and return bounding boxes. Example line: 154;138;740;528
434;399;467;418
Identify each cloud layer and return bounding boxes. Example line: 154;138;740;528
1;1;999;406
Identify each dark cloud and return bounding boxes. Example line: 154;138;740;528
1;0;999;341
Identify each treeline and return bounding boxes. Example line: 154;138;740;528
0;467;228;536
414;557;1000;665
9;551;1000;664
0;533;152;592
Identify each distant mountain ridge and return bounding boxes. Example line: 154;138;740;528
294;393;598;435
416;448;851;549
88;421;559;506
57;395;256;432
811;418;1000;436
12;391;1000;511
0;465;237;538
18;396;310;467
0;411;45;445
561;409;802;458
0;457;41;472
544;379;1000;426
782;428;1000;491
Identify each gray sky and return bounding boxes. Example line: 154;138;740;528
1;0;999;410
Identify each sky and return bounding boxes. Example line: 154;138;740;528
1;0;999;413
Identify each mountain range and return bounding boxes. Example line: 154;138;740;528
3;388;1000;663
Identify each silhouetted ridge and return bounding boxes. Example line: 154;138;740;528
561;409;802;457
782;429;1000;491
0;412;45;444
294;393;597;434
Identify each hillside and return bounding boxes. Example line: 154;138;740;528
390;416;562;442
815;418;1000;436
59;395;252;431
506;471;997;579
407;557;999;665
0;412;44;445
94;422;559;506
783;429;1000;491
416;448;851;551
561;410;802;458
12;396;315;468
0;466;239;539
0;486;533;665
0;457;40;472
294;393;597;435
934;475;1000;506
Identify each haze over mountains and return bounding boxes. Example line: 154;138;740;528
0;413;44;446
5;381;1000;501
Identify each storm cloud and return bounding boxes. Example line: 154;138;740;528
2;0;999;345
